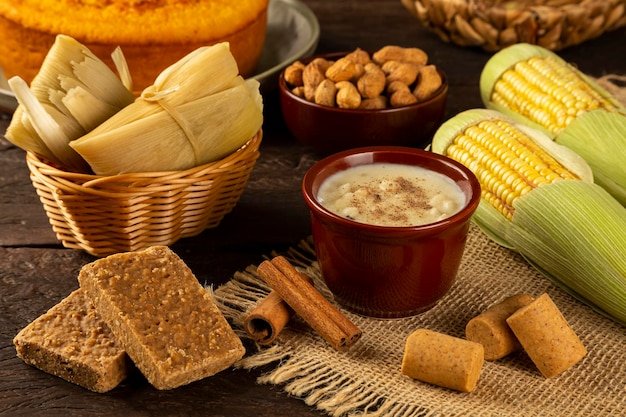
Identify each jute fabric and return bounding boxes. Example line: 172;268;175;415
213;224;625;417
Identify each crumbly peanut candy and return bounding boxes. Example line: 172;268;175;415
506;293;587;378
78;246;245;390
13;289;129;393
466;293;534;360
402;328;484;393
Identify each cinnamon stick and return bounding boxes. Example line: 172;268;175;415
256;256;362;351
243;290;295;345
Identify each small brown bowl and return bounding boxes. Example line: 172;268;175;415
302;146;480;318
279;51;448;155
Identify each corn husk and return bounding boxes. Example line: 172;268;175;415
508;181;626;325
556;110;626;205
70;42;264;175
5;35;135;172
480;43;626;206
432;109;626;326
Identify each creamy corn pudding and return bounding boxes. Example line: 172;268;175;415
317;163;465;227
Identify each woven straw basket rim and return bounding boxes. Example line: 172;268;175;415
402;0;626;51
27;130;263;257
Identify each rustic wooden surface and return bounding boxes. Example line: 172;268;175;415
1;1;625;416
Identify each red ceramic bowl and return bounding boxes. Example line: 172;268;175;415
302;146;481;318
279;52;448;155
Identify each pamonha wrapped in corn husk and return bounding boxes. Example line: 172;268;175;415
5;35;135;172
432;108;626;326
70;42;263;176
480;43;626;206
6;36;263;176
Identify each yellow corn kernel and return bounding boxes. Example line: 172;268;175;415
491;57;618;134
446;119;579;219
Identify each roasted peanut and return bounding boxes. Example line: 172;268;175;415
413;65;443;101
284;60;305;87
357;62;386;99
335;81;361;109
351;63;365;82
388;81;418;107
373;45;428;66
311;57;333;72
303;58;331;101
382;60;421;86
291;86;305;98
326;57;357;82
344;47;371;66
314;79;337;107
359;96;387;110
287;45;437;110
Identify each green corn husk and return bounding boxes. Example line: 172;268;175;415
480;43;626;206
556;110;626;205
6;34;135;172
432;108;626;326
508;181;626;324
70;42;263;176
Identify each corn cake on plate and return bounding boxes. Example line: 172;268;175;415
0;0;319;114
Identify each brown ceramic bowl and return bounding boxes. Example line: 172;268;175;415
302;146;481;318
279;51;448;155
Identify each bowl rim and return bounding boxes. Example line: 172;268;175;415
278;50;449;114
302;146;481;234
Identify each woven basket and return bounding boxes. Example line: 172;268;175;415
26;130;262;257
401;0;626;51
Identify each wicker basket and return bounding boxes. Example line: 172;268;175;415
26;130;262;257
401;0;626;51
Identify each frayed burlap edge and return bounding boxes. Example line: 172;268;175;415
213;224;626;417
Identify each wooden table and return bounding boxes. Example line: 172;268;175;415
2;1;625;415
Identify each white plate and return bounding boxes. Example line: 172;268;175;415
0;0;319;114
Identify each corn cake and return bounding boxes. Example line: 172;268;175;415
0;0;269;91
78;245;245;390
13;289;130;393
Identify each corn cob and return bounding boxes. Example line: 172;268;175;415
447;119;580;220
480;43;626;206
432;109;626;326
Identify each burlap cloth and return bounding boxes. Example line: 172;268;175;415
213;223;624;417
213;76;626;417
